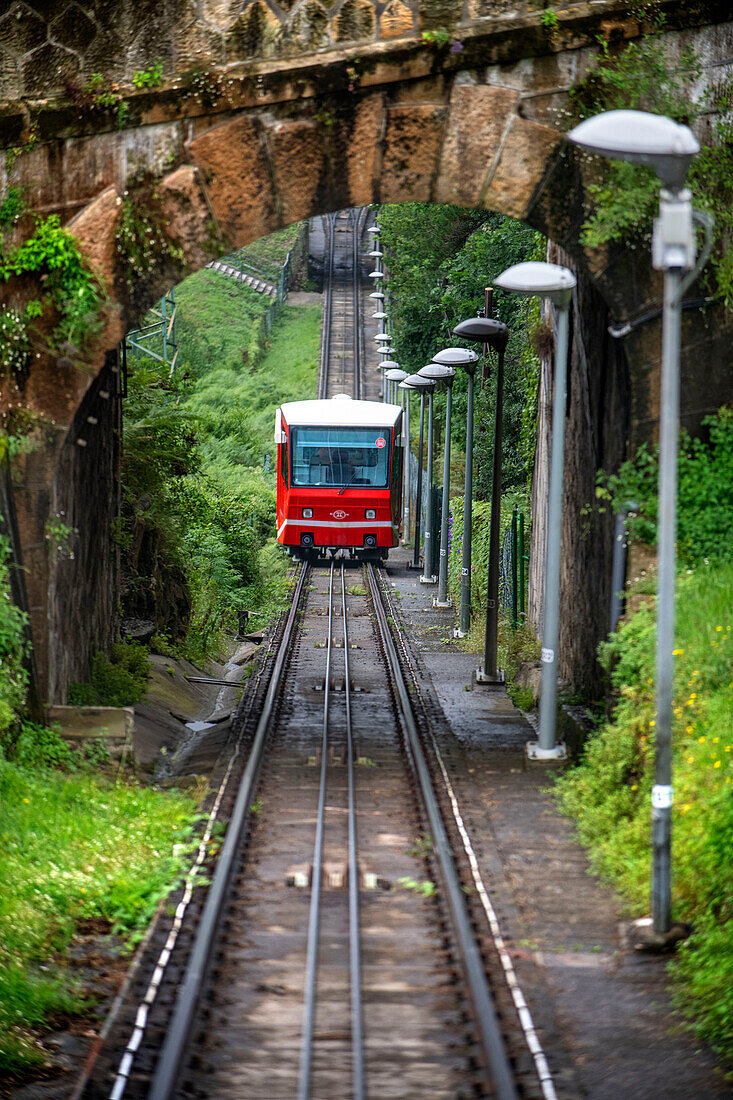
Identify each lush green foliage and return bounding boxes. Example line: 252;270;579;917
0;753;199;1074
556;564;733;1060
67;642;149;707
122;264;321;657
0;536;27;739
0;214;104;365
596;406;733;563
238;222;301;271
378;204;544;493
132;59;164;88
569;17;733;304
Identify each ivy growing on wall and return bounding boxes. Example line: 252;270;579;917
115;187;185;299
0;205;105;380
568;10;733;305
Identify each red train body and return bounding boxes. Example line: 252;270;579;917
275;396;404;559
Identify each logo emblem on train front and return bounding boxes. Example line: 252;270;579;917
331;510;348;520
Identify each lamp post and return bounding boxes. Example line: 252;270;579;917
419;363;456;599
452;316;510;685
440;345;480;636
398;379;414;543
415;368;439;584
494;262;576;763
568;109;713;936
405;374;435;570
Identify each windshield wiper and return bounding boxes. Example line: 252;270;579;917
338;471;358;495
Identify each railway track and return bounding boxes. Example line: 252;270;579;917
80;208;559;1100
85;555;557;1099
318;208;369;401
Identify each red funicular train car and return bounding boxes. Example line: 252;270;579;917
275;395;403;560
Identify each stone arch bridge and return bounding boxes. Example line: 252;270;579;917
1;0;732;704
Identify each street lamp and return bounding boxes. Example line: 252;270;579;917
398;379;414;544
419;363;456;599
452;316;510;685
415;365;444;584
494;262;576;763
404;374;435;571
568;109;713;936
441;344;480;636
385;366;407;409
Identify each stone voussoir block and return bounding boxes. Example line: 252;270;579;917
380;102;446;203
266;118;327;226
346;93;385;207
436;82;519;208
187;114;278;247
158;165;215;270
483;113;562;221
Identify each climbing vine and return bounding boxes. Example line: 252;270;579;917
568;11;733;304
0;213;105;378
115;187;185;299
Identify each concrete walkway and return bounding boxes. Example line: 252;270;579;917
384;546;731;1099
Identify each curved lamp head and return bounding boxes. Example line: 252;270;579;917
398;380;415;390
405;373;435;391
494;261;576;307
452;316;509;348
372;311;388;320
368;270;383;280
385;368;408;382
419;363;456;385
367;226;380;235
369;290;385;300
568;110;699;193
375;332;392;342
432;346;479;368
368;249;384;258
379;359;400;371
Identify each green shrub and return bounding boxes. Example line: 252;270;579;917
597;406;733;564
556;563;733;1060
9;722;73;770
0;535;27;740
67;642;149;707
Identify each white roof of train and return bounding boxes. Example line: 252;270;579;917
279;396;402;428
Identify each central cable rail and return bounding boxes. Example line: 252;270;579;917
298;560;365;1099
366;563;519;1100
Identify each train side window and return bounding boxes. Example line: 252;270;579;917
280;439;288;486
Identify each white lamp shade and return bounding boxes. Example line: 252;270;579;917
432;347;479;366
494;261;576;305
568;110;699;191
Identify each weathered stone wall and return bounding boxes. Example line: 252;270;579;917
47;354;123;702
0;0;710;101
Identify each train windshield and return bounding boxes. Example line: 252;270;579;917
290;427;391;487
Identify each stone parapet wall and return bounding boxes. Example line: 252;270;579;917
0;0;724;102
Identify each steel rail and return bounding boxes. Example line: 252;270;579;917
149;563;310;1100
297;560;335;1099
341;563;366;1099
365;563;519;1100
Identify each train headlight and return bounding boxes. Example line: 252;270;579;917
302;508;313;519
365;508;376;520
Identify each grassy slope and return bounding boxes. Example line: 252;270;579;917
556;563;733;1063
0;732;199;1074
174;263;321;634
241;223;301;269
